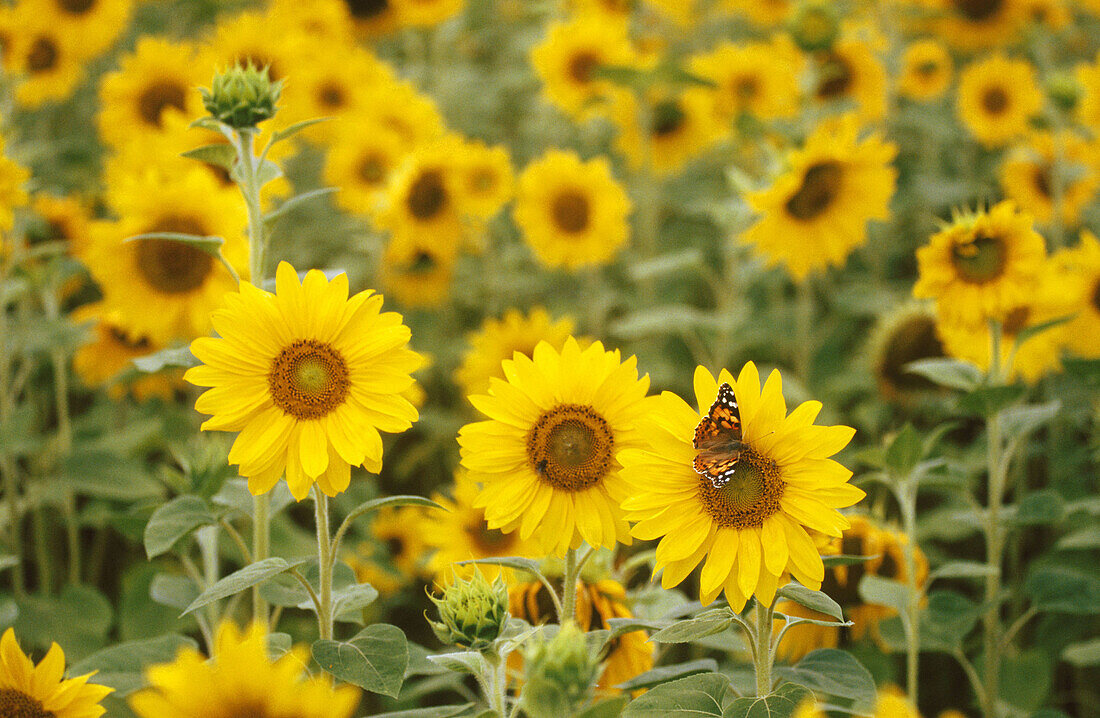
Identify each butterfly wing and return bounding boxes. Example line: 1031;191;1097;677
692;383;743;489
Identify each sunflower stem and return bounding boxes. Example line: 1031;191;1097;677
42;288;79;587
751;597;775;697
898;485;921;705
252;493;270;625
981;321;1007;718
561;547;579;625
314;487;334;641
0;251;23;596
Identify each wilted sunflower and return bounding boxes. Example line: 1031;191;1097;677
380;243;456;309
999;131;1100;226
913;201;1047;328
514;150;632;270
613;88;725;176
71;304;178;401
812;37;887;123
1052;231;1100;358
740;115;897;282
956;55;1042;148
898;39;953;102
690;38;802;122
185;262;423;500
0;627;113;718
130;622;359;718
459;338;653;555
620;363;863;610
455;307;576;396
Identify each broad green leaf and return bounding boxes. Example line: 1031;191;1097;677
958;384;1026;418
919;591;981;652
778;583;845;622
73;634;197;696
269;117;331;144
603;617;672;642
133;346;200;373
577;696;630;718
822;554;878;568
884;424;923;477
1063;638;1100;666
1001;650;1052;711
1010;490;1064;526
649;611;733;644
332;582;379;623
427;650;489;676
58;451;163;501
313;623;408;696
180;144;237;171
616;659;718;692
776;649;875;706
15;585;113;661
123;231;225;257
724;682;814;718
149;574;198;611
263;187;338;224
1025;565;1100;614
372;706;474;718
903;358;982;391
929;561;998;582
256;158;283;186
182;557;308;616
858;575;908;613
144;496;216;558
1001;402;1060;442
621;672;729;717
1013;314;1074;347
1056;526;1100;550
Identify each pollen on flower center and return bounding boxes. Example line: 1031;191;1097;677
551;191;590;233
407;169;448;220
136;215;215;294
698;447;785;529
786;161;843;220
951;232;1007;284
138;81;187;127
0;688;54;718
269;339;350;420
954;0;1002;21
526;403;614;492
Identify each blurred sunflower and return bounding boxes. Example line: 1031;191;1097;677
868;304;947;402
613;89;724;175
721;0;792;26
0;627;112;718
185;262;423;500
913;201;1047;327
392;0;466;27
740;115;897;282
203;9;306;86
514;150;631;270
570;0;633;20
336;0;400;36
0;141;31;234
29;0;133;56
620;363;862;610
1076;51;1100;130
268;0;357;43
380;242;456;309
361;80;446;148
325;125;408;217
72;304;178;401
690;38;802;122
898;39;953;102
30;194;91;257
455;307;577;397
5;16;87;109
956;55;1042;148
872;687;921;718
1020;0;1070;29
1000;131;1100;226
371;504;431;578
456;140;515;220
130;622;359;718
812;37;887;122
928;0;1024;50
1052;231;1100;358
459;338;653;556
347;546;406;596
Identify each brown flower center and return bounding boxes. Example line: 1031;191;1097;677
26;36;58;73
551;190;590;234
1003;305;1030;335
386;536;405;556
953;0;1003;21
138;80;187;127
57;0;95;13
135;216;215;294
822;534;868;605
981;86;1009;115
268;339;350;420
878;313;945;395
406;250;437;275
698;447;784;529
467;521;514;554
915;59;940;78
0;688;55;718
785;161;843;221
406;169;448;220
1033;164;1053;199
951;232;1007;284
317;81;346;109
569;51;600;83
1092;279;1100;313
816;54;853;100
651;99;686;137
345;0;389;18
357;153;388;186
733;75;760;102
526;404;614;492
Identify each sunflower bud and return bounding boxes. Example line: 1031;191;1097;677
200;63;282;130
788;0;840;53
519;624;597;718
1047;72;1080;114
426;572;509;652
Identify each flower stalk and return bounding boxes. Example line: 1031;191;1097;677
314;487;334;641
751;596;775;697
981;321;1008;718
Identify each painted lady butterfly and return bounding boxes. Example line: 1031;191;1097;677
692;382;743;489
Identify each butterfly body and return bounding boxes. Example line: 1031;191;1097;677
692;382;743;489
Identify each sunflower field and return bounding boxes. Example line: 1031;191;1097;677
3;0;1100;716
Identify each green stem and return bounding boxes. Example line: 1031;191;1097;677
982;321;1006;718
252;493;270;626
795;277;814;385
752;597;775;697
314;487;334;641
898;488;921;704
560;547;579;625
485;652;507;715
0;259;22;594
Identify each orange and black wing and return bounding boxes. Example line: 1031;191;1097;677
692;382;743;488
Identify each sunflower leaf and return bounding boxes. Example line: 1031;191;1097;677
180;143;237;171
132;346;200;373
648;611;734;643
181;557;308;616
616;659;719;692
857;574;909;613
123;231;225;257
903;358;982;391
1013;313;1075;348
313;623;409;696
775;649;876;707
143;495;217;558
263;187;338;224
778;583;845;621
621;672;729;717
269;117;332;145
723;682;814;718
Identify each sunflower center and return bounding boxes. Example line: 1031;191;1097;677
698;447;784;529
816;55;853;100
317;81;346;109
879;314;944;394
822;535;867;605
916;59;940;78
406;169;448;220
408;250;437;274
981;86;1009;115
269;339;350;420
357;154;387;185
951;232;1007;284
386;536;405;556
733;75;760;102
58;0;95;13
467;522;513;554
470;168;496;194
1003;305;1030;336
1091;280;1100;313
345;0;389;17
138;80;187;127
27;37;58;73
1033;164;1053;199
785;161;843;221
136;216;215;294
526;404;614;492
569;51;600;83
651;99;686;137
551;191;590;234
0;688;55;718
953;0;1002;21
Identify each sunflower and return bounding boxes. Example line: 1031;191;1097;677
455;307;577;397
325;125;408;218
1076;51;1100;130
721;0;793;26
1020;0;1071;28
0;627;112;718
740;115;897;282
929;0;1025;50
335;0;400;36
392;0;466;27
129;622;359;718
202;9;307;87
380;242;456;309
773;599;841;662
456;140;515;220
97;37;207;149
1051;231;1100;358
620;363;863;611
422;472;538;581
459;338;653;556
868;304;947;402
569;0;633;20
913;201;1047;328
956;55;1042;148
812;37;887;123
79;167;248;344
185;262;423;501
530;14;638;120
30;194;91;257
689;38;802;122
5;15;88;109
513;150;632;271
612;88;725;175
360;79;446;149
999;131;1100;226
371;504;431;578
268;0;357;44
898;39;953;102
0;139;30;235
28;0;133;56
71;304;178;401
873;688;921;718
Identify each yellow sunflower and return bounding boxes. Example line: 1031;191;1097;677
0;139;31;234
360;79;446;149
347;545;406;596
740;115;897;282
380;242;456;309
513;150;632;270
459;337;653;556
812;37;887;123
0;627;112;718
30;0;132;56
620;363;863;611
913;201;1047;328
455;307;577;397
422;472;538;581
268;0;357;44
928;0;1025;50
6;15;88;109
72;304;178;401
97;37;207;149
1076;51;1100;130
185;262;423;501
1000;131;1100;226
1020;0;1071;28
456;140;515;220
30;194;91;257
956;55;1042;148
392;0;466;26
898;39;953;102
1051;231;1100;358
201;9;308;88
868;304;947;402
720;0;793;26
613;88;725;175
690;38;803;122
129;622;359;718
371;504;431;578
325;124;408;218
873;687;921;718
530;14;638;120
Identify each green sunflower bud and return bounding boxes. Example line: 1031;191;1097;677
426;572;509;652
519;624;597;718
1047;72;1081;114
200;63;283;130
788;0;840;53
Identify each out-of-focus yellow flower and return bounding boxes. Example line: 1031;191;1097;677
455;307;577;397
898;39;953;102
812;37;887;122
1000;131;1100;226
957;55;1042;148
690;37;802;121
1051;231;1100;359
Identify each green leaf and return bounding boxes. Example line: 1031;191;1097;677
858;575;908;613
180;144;237;171
778;584;845;622
1001;402;1060;441
270;117;331;144
903;358;982;391
372;706;475;718
1063;638;1100;666
149;574;198;611
427;650;489;676
72;634;197;696
884;424;924;477
343;495;444;524
958;384;1027;418
577;696;630;718
628;250;704;282
1025;565;1100;614
1056;526;1100;550
822;554;878;568
263;187;338;224
1001;650;1052;711
313;624;409;697
1013;313;1075;347
332;582;379;623
776;649;876;706
255;159;283;186
133;346;200;373
58;451;164;501
123;231;225;257
144;496;216;558
1010;489;1064;526
648;611;733;644
929;561;998;582
182;557;308;616
15;585;113;661
919;591;981;652
723;682;814;718
621;672;729;717
616;659;718;692
457;556;545;576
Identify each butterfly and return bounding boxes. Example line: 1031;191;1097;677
692;382;744;489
